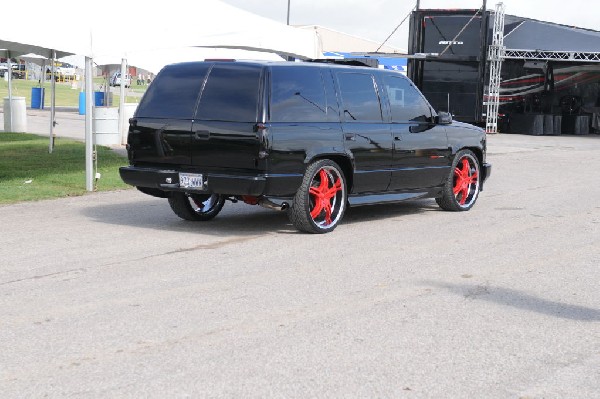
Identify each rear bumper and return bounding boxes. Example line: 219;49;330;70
119;166;301;197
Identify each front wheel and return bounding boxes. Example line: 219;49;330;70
168;192;225;221
436;150;481;211
289;159;347;234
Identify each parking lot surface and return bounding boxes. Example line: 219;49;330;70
1;133;599;397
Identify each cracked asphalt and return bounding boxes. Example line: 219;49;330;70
1;133;599;398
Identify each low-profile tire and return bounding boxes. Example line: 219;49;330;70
436;149;481;211
168;192;225;221
289;159;347;234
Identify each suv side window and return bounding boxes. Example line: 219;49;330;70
270;67;327;122
136;63;210;119
196;64;261;122
336;72;383;122
383;75;432;122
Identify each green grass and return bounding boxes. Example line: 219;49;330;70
0;132;131;204
0;78;145;107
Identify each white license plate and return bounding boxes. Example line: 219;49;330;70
179;173;204;189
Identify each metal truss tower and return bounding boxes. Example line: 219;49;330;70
485;2;505;134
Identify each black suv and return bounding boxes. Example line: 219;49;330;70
120;61;491;233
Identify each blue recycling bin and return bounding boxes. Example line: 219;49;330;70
31;87;45;109
78;92;86;115
78;91;107;115
94;91;105;106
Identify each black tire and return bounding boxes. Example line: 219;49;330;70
168;192;225;221
289;159;347;234
436;149;481;211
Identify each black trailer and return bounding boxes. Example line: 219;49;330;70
407;8;490;124
407;8;600;134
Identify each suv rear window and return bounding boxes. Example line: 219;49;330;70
136;63;210;119
336;72;383;122
195;64;261;122
270;67;327;122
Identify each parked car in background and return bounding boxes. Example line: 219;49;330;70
110;72;131;88
120;61;491;233
0;63;25;79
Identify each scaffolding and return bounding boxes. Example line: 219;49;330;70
484;2;505;134
503;49;600;62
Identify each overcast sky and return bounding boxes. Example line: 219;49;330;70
222;0;600;51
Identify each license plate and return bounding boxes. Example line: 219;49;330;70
179;173;204;189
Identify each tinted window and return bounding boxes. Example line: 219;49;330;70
196;65;261;122
336;72;382;122
383;75;432;122
136;63;209;119
270;67;327;122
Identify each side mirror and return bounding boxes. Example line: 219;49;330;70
436;112;452;125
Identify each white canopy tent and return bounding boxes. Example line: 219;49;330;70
0;0;321;191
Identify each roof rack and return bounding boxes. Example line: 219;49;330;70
305;58;379;68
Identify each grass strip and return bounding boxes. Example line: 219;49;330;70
0;132;131;204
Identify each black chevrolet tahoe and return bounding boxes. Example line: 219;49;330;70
120;61;491;233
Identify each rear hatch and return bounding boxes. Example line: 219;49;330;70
128;62;211;166
128;62;264;172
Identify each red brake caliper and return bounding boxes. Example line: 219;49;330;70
309;169;342;224
453;158;478;205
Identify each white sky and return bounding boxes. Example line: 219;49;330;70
222;0;600;51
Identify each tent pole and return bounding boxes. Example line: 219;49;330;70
49;50;56;153
41;59;46;87
7;53;13;132
119;58;127;145
85;57;94;192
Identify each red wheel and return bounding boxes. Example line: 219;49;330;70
437;150;480;211
289;159;347;233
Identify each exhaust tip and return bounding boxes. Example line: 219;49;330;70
258;198;289;211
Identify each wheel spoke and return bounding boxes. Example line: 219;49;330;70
309;186;321;196
318;169;329;191
324;177;342;199
461;158;470;173
324;201;333;225
459;186;469;204
310;200;323;219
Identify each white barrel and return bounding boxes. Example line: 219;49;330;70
3;97;27;132
93;107;120;145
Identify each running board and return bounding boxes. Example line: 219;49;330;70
348;191;431;207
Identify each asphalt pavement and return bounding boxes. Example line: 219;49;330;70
0;119;599;397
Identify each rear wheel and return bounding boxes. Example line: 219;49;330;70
436;150;481;211
289;159;347;234
168;192;225;221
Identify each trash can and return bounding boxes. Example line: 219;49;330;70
78;92;86;115
94;91;105;106
79;92;114;115
31;87;45;109
3;97;27;132
93;107;120;145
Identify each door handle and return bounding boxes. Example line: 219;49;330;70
194;130;210;140
344;133;356;141
394;136;401;141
